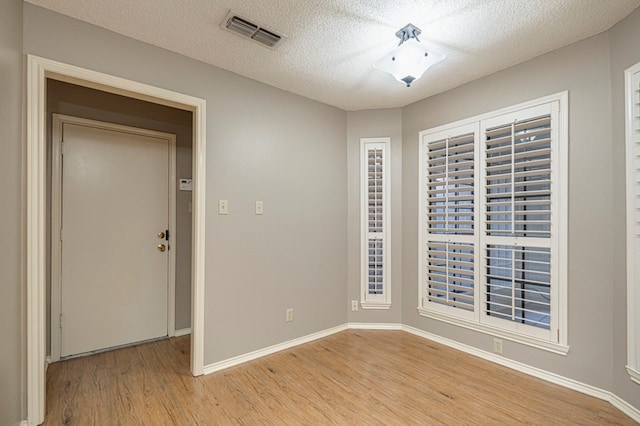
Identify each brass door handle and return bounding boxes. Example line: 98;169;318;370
157;231;165;239
157;244;166;252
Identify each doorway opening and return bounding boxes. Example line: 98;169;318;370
50;111;181;361
27;55;207;425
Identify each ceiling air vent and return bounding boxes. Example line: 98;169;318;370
222;12;285;49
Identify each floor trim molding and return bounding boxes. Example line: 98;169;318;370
174;328;192;337
401;325;640;423
348;322;403;330
203;324;348;375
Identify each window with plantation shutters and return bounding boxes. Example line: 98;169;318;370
361;138;390;309
625;62;640;384
419;93;568;352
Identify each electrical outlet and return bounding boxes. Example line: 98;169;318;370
493;338;503;354
351;300;358;311
286;308;293;322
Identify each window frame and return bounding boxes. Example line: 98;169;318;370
625;61;640;385
418;92;569;354
360;137;391;309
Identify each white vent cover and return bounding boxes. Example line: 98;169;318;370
222;11;285;49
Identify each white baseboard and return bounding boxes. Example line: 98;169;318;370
203;324;348;375
174;328;191;337
20;421;28;426
402;325;640;423
610;393;640;423
348;322;403;330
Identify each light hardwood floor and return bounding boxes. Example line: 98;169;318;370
45;330;636;425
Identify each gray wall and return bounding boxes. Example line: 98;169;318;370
609;5;640;411
23;3;348;366
46;80;194;335
346;109;403;323
402;32;617;390
0;0;24;424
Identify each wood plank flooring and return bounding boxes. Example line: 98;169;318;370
45;330;636;425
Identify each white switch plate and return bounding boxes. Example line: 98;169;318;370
255;200;264;215
218;200;228;215
286;308;293;322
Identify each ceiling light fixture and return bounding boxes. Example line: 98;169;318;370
374;23;445;87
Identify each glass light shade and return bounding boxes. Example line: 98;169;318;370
374;39;445;87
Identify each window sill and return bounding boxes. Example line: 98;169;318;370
417;307;570;355
627;366;640;385
361;302;391;310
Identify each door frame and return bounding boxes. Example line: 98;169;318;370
50;114;178;362
27;55;207;425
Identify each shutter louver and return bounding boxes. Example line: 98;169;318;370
427;132;475;235
485;245;551;329
485;115;551;238
427;242;474;311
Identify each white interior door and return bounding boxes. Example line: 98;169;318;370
56;116;175;358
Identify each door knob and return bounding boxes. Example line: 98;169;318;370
157;244;166;252
157;231;165;239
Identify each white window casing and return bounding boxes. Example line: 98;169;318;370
361;138;391;309
419;92;568;354
625;61;640;385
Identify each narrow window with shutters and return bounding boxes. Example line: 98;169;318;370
625;62;640;384
361;138;391;309
419;93;568;351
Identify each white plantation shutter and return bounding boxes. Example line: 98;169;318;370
426;131;475;234
422;123;479;318
481;102;559;340
419;93;567;348
485;245;551;329
484;116;552;238
625;64;640;382
426;242;475;311
361;138;390;308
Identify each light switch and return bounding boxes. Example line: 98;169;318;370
255;201;264;215
218;200;228;215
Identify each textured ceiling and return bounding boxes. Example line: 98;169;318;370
25;0;640;110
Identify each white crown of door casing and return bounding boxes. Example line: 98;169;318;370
26;55;207;426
